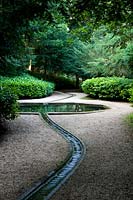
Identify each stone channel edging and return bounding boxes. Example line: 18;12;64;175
18;113;85;200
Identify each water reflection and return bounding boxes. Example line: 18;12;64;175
20;103;106;113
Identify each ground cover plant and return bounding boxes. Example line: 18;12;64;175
81;77;133;101
127;89;133;127
129;88;133;103
125;113;133;127
0;75;55;99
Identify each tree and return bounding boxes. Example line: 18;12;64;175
0;0;69;76
83;26;133;78
62;39;88;86
0;0;132;78
29;17;87;83
110;42;133;78
69;0;132;25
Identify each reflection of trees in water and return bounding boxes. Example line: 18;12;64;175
20;103;105;113
75;104;80;112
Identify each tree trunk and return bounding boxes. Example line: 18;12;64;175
43;67;47;79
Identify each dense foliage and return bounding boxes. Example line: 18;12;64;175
28;18;87;82
28;71;77;90
46;74;77;90
83;26;133;78
0;75;55;99
129;89;133;103
1;0;132;78
0;88;19;120
82;77;133;101
71;0;132;25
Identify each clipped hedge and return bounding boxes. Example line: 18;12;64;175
0;87;19;120
81;77;133;101
0;75;55;99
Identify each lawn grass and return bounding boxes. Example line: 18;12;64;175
125;113;133;127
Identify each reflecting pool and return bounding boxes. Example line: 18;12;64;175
20;103;107;113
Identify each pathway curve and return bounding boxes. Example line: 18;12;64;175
18;92;87;200
18;91;73;104
20;92;133;200
50;93;133;200
0;92;133;200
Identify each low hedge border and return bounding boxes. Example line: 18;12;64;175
81;77;133;101
0;75;55;99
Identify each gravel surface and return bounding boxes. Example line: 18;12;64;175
0;114;69;200
50;98;133;200
0;92;133;200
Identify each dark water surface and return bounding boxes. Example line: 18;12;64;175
20;103;107;113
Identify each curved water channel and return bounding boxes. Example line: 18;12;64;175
18;102;107;200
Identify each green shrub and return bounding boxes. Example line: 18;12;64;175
0;75;55;99
28;71;77;90
0;87;19;120
129;88;133;102
47;75;76;90
81;77;133;101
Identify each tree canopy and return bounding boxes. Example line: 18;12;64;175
70;0;132;24
0;0;132;78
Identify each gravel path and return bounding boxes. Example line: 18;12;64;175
0;92;133;200
50;97;133;200
0;114;69;200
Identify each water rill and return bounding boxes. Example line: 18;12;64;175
18;103;107;200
